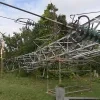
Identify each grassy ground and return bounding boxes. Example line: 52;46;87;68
0;73;54;100
0;73;100;100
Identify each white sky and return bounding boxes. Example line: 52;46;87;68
0;0;100;36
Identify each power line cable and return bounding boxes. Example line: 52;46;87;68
0;1;72;29
71;10;100;16
0;15;30;25
0;15;15;21
0;15;59;29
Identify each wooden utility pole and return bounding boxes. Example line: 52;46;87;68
0;39;4;78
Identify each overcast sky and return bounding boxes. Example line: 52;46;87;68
0;0;100;36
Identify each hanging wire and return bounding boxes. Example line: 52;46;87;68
70;15;90;43
0;15;16;21
70;10;100;24
0;14;61;32
0;15;29;26
0;1;72;28
71;10;100;16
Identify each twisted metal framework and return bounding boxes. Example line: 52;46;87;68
0;1;100;96
4;15;100;72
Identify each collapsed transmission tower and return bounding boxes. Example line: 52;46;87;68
0;1;99;71
1;1;100;96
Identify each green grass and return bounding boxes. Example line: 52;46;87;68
0;73;54;100
0;73;100;100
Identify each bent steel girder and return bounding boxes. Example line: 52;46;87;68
5;15;100;71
